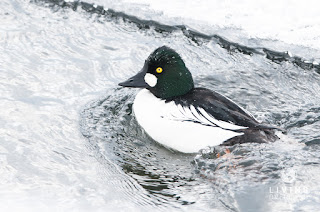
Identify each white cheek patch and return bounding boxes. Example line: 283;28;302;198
144;73;157;87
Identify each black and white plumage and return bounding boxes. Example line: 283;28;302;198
133;88;278;153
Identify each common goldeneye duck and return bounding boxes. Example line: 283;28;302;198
119;46;279;153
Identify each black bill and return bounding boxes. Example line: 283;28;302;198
118;64;149;88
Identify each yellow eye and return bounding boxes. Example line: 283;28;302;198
156;67;163;73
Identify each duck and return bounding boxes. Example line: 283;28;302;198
119;46;279;153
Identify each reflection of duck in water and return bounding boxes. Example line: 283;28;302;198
119;46;280;153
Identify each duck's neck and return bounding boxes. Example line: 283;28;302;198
150;80;194;100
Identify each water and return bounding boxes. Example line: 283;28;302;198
1;0;320;211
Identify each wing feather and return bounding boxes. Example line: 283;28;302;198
166;103;248;131
168;87;280;131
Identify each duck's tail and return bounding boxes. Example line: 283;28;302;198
222;128;280;146
253;123;287;134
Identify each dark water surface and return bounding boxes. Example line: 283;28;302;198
2;0;320;211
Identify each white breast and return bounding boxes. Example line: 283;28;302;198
133;89;243;153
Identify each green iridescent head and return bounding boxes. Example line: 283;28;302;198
119;46;194;99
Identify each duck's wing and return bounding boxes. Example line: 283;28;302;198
171;88;277;131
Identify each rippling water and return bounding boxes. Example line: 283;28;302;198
1;0;320;211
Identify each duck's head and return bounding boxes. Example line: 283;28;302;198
119;46;194;99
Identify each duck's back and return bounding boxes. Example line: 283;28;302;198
173;87;279;145
172;88;260;128
133;88;278;153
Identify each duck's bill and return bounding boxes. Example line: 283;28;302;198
118;68;149;88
